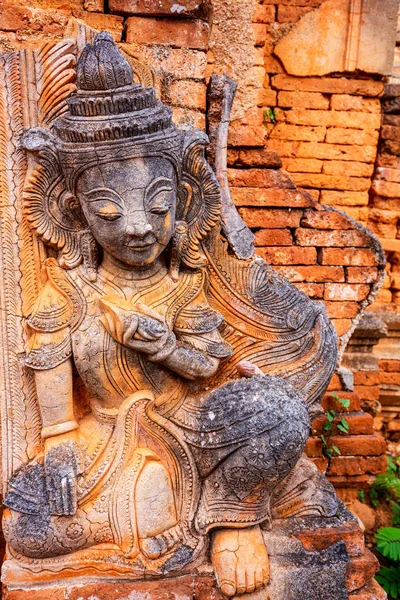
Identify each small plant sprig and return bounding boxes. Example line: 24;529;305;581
320;392;350;459
263;107;279;127
359;455;400;599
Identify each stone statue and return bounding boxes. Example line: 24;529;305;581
2;32;342;598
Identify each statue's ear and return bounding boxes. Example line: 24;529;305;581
177;130;221;269
22;128;96;277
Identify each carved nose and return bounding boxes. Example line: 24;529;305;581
126;221;153;237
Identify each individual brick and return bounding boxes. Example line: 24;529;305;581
228;124;265;147
324;284;370;302
374;165;400;183
323;392;361;412
265;140;377;163
125;42;207;79
254;229;293;246
274;266;344;283
301;209;354;229
277;5;315;22
168;80;206;110
326;128;379;146
271;75;384;97
381;124;400;141
109;0;210;18
80;13;124;40
285;109;381;130
252;23;267;46
328;456;387;477
371;179;400;198
227;149;282;168
312;412;374;436
239;208;303;228
231;187;315;207
296;520;365;557
353;372;380;386
256;246;317;265
125;17;210;49
282;158;323;173
295;228;370;247
227;168;295;188
346;267;379;283
322;161;374;177
291;173;371;192
328;435;386;457
354;385;380;401
278;90;330;110
293;283;324;298
324;301;360;318
320;248;379;266
378;359;400;372
320;190;370;207
252;4;275;22
269;124;326;142
330;95;381;113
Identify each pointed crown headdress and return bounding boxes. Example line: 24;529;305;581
22;31;221;278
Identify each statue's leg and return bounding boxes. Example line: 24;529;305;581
171;374;310;597
135;460;182;559
3;462;114;558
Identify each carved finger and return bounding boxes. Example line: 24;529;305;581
63;473;77;515
61;475;71;515
122;317;139;346
135;302;164;322
47;473;63;515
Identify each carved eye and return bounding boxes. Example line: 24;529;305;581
148;190;173;215
95;212;122;221
149;204;170;215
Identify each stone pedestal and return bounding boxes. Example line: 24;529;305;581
3;506;381;600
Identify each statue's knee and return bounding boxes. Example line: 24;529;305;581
3;507;54;558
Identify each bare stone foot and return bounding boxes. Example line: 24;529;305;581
211;525;269;597
140;523;184;560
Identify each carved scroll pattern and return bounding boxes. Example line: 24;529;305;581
0;41;78;490
0;52;28;489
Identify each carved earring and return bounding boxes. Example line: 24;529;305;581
169;221;189;282
80;230;98;282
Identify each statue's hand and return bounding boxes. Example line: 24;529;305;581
100;298;173;356
44;430;84;516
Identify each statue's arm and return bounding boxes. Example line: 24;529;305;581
34;358;78;440
160;332;221;380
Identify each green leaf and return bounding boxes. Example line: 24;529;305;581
338;398;350;409
332;445;341;455
323;422;331;432
325;449;333;458
375;527;400;561
337;423;348;434
376;565;400;599
326;411;335;422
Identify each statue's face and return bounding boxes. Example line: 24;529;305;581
76;157;177;267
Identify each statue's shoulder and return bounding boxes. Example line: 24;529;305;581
27;258;85;333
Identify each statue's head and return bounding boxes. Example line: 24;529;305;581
23;32;221;279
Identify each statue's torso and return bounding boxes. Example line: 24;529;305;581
69;263;203;415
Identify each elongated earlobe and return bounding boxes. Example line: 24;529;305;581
169;221;189;282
